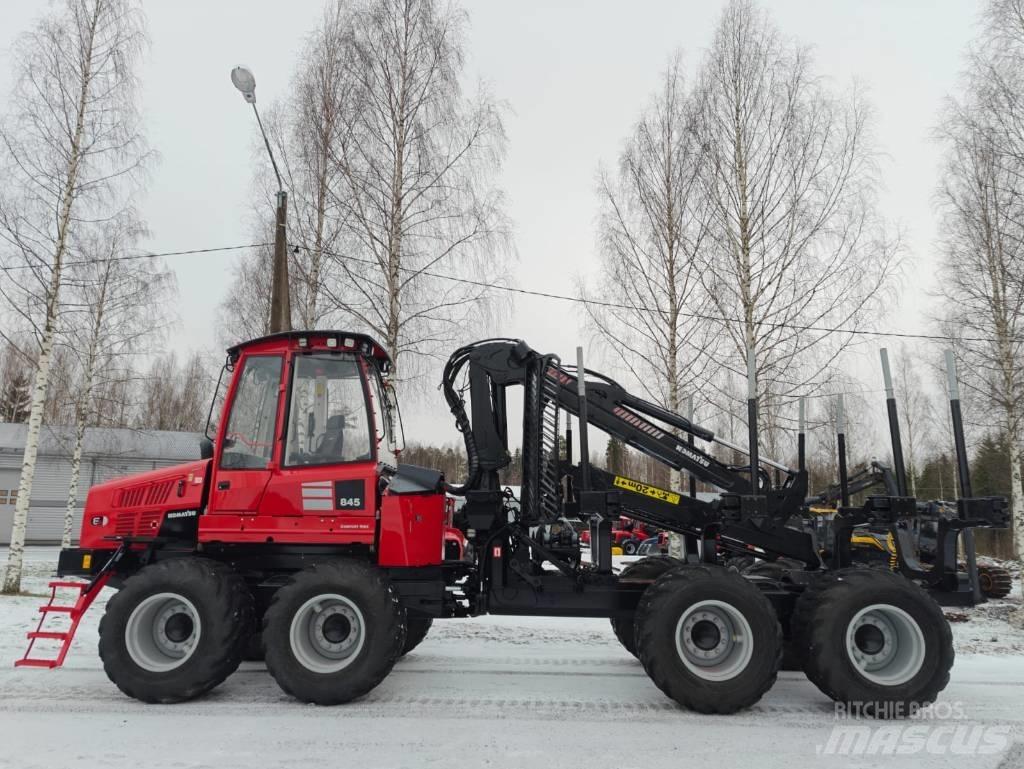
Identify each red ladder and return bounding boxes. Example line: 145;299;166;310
15;575;110;669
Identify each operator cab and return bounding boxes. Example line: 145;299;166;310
210;330;397;469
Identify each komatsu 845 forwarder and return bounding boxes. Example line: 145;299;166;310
17;332;1007;715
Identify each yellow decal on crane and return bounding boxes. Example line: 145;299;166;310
612;476;680;505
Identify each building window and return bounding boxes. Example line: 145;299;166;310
0;490;10;506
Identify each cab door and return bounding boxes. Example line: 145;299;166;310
258;353;378;541
209;354;285;513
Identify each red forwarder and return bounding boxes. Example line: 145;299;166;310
17;330;996;717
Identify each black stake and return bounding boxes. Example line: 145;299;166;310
880;348;909;496
837;395;850;508
946;350;981;604
798;396;806;472
747;346;760;493
576;346;590;491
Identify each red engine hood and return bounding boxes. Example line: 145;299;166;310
79;460;211;548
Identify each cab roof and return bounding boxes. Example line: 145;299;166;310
227;331;392;370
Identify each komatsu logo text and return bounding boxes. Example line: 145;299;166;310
612;476;681;505
677;445;711;467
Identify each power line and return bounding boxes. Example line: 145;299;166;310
0;243;270;274
0;238;1006;346
299;244;1003;346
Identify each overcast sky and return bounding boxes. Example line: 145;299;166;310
0;1;981;449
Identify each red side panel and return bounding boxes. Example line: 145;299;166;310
79;460;209;548
198;463;378;545
378;492;445;567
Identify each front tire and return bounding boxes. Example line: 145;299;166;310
98;558;252;703
792;568;953;717
263;560;405;705
635;564;782;714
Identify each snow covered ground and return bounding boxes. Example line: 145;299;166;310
1;547;1023;769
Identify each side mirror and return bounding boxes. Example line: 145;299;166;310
199;437;214;460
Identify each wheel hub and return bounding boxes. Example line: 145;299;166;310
290;594;366;673
162;611;195;645
845;604;926;686
674;600;754;681
125;593;202;673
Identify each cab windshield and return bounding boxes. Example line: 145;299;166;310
285;355;373;466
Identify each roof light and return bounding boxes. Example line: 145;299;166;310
344;337;355;348
327;338;338;348
298;337;308;347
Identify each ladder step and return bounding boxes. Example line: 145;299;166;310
14;658;59;669
48;581;87;590
27;631;70;641
38;606;74;614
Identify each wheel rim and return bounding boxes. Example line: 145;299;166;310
674;599;754;681
844;603;926;686
125;592;202;672
289;593;366;673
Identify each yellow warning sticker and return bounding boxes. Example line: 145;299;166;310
612;476;680;505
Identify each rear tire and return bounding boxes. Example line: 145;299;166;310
635;564;782;714
622;539;639;556
98;558;252;704
263;559;405;705
401;615;433;656
610;556;683;657
792;568;953;717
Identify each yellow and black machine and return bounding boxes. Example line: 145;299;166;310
803;460;1012;603
791;351;1012;607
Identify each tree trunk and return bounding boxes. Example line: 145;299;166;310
62;407;88;549
0;1;97;594
1010;438;1024;562
2;320;58;593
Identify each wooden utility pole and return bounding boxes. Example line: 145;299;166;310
270;190;291;333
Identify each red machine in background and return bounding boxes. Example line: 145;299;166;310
579;516;657;554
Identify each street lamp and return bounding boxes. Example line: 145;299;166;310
231;65;291;333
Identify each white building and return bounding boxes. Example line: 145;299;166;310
0;422;201;544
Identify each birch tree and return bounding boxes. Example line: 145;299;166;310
692;0;899;457
0;0;148;593
892;344;937;497
0;341;33;423
324;0;510;385
586;58;718;430
936;70;1024;560
271;4;354;329
222;4;356;341
584;58;718;559
60;220;172;547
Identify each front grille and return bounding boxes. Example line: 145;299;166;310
114;512;135;536
115;479;175;509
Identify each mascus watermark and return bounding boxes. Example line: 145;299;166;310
817;701;1011;757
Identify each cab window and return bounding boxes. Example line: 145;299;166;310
221;355;283;470
368;367;397;470
285;355;372;466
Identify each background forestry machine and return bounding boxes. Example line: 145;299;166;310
18;333;1007;716
801;462;1014;602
